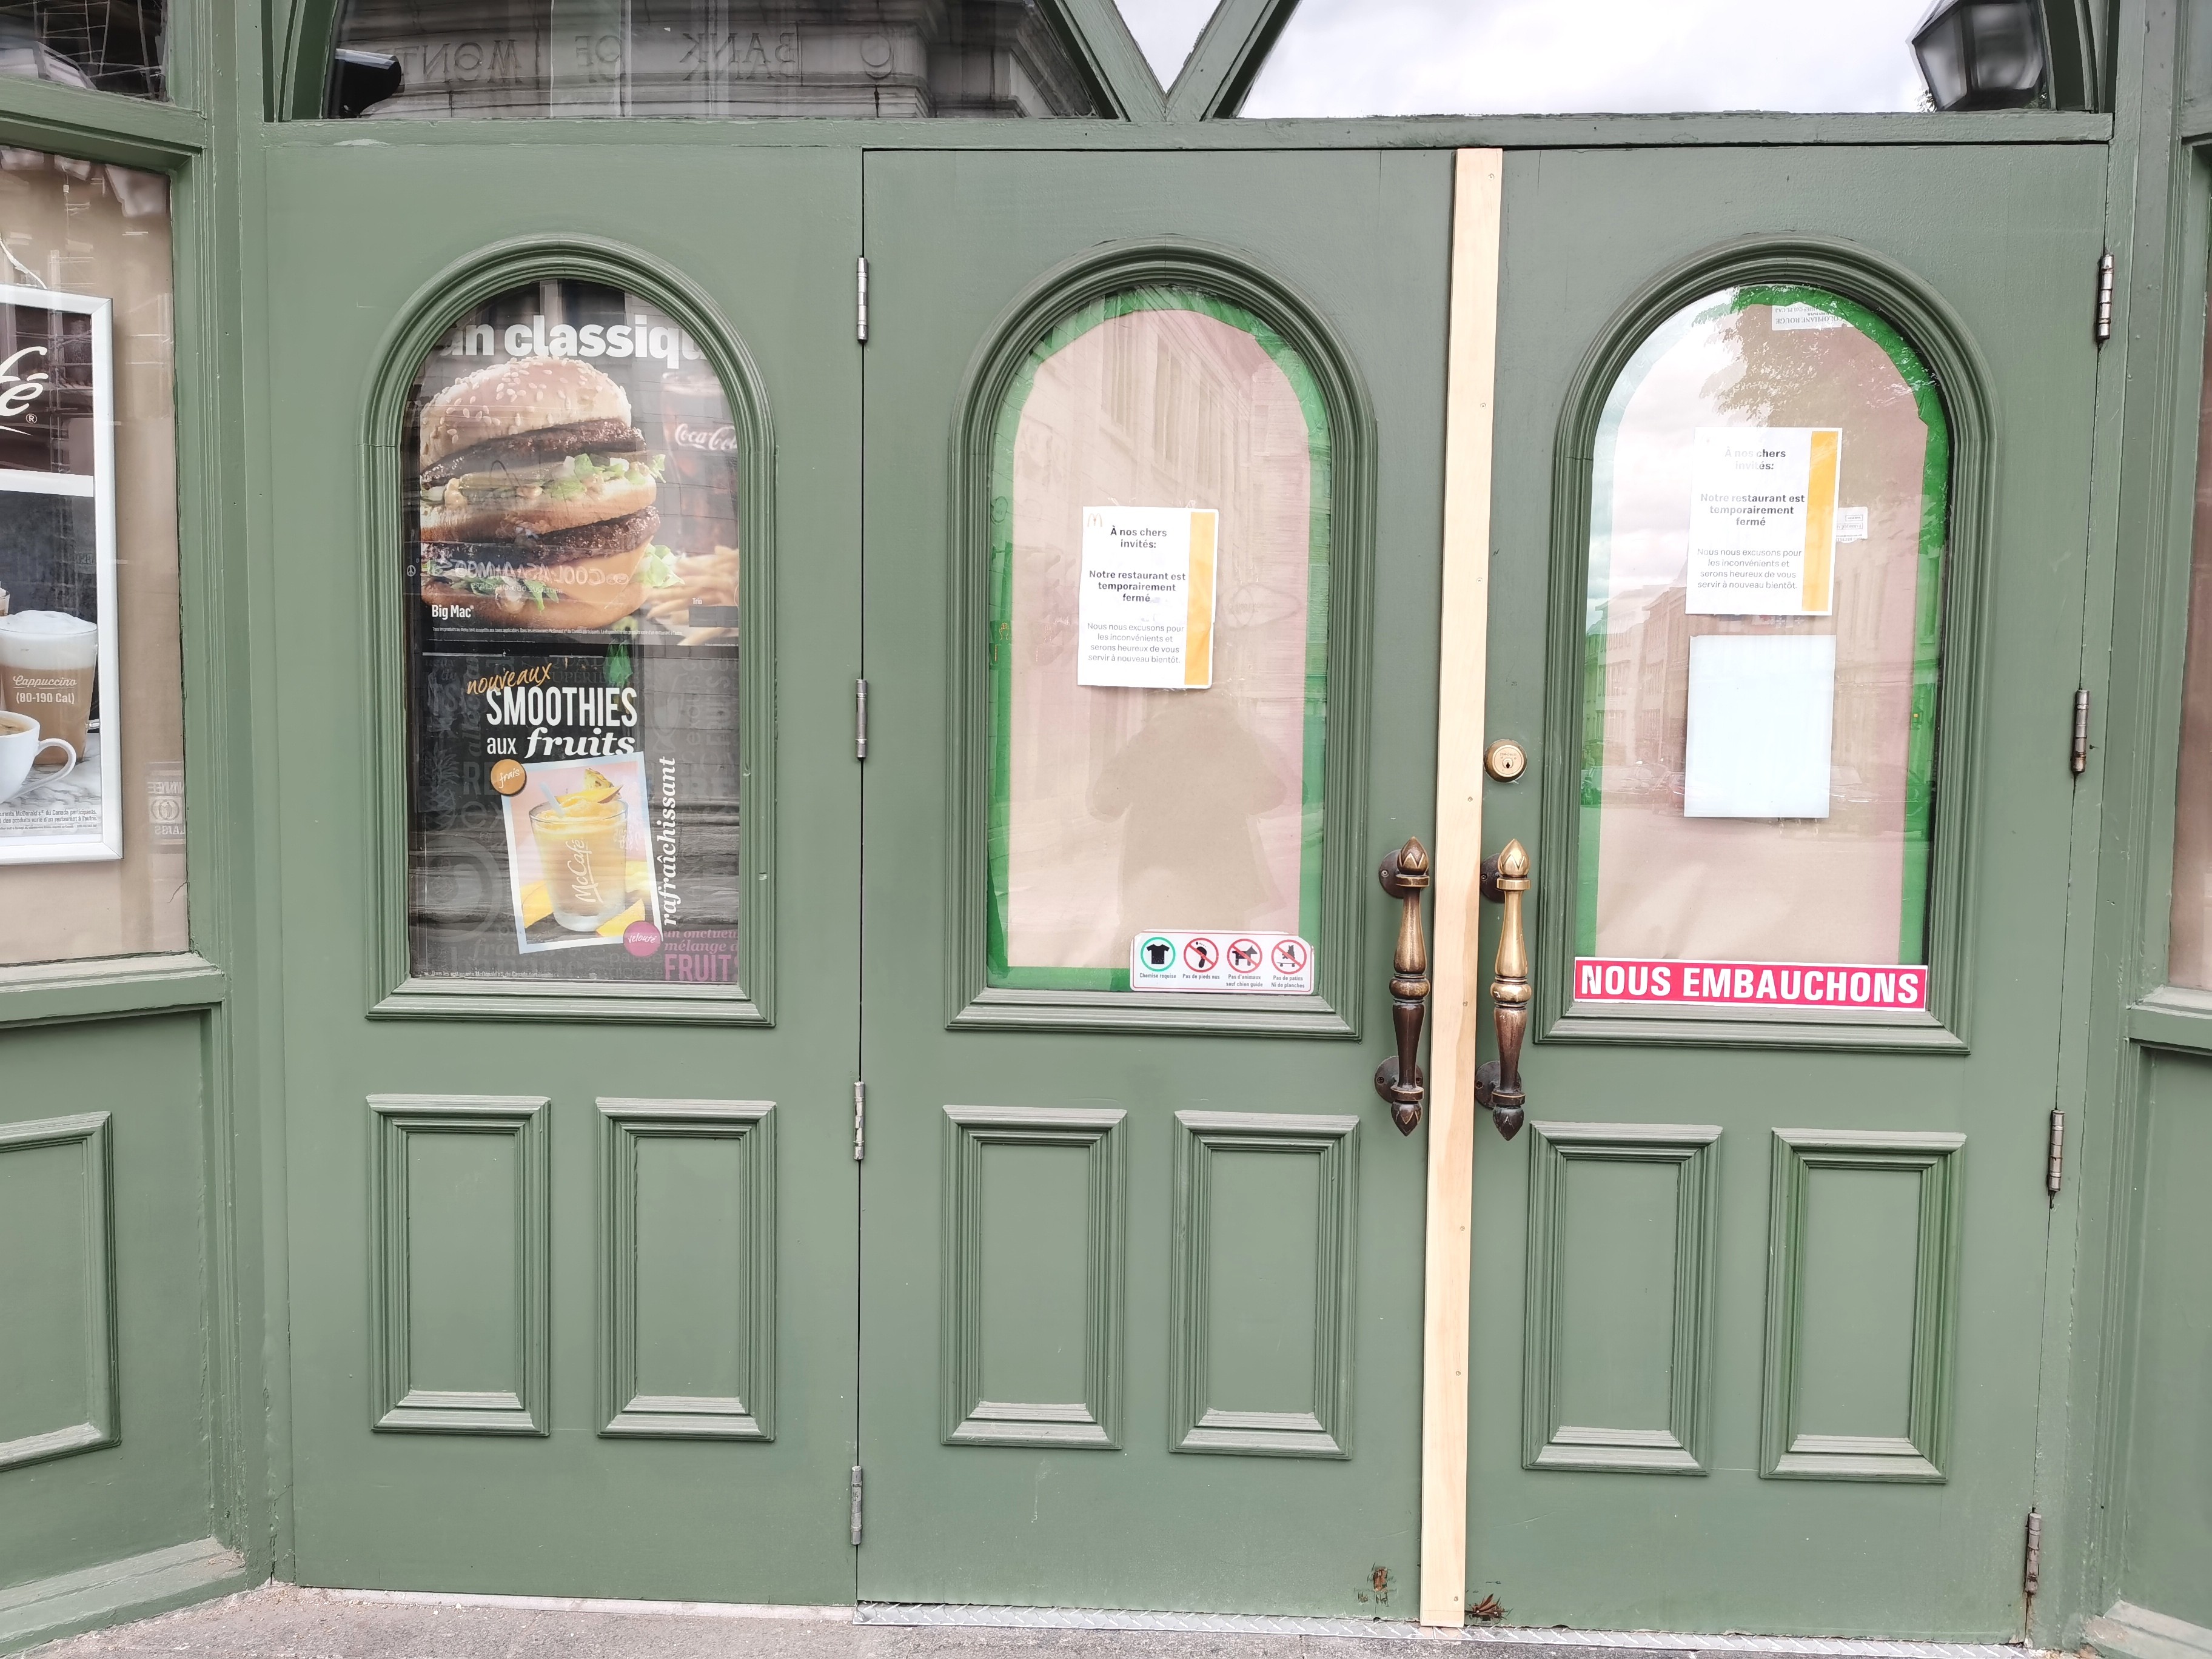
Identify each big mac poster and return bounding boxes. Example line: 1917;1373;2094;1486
403;280;742;986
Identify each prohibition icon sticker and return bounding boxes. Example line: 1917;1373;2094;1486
1131;928;1316;994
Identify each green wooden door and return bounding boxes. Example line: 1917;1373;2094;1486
856;149;1452;1615
1463;144;2103;1638
260;137;863;1600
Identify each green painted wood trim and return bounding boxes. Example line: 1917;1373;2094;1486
2125;985;2212;1050
1050;0;1164;121
0;955;226;1028
943;239;1373;1038
0;76;204;162
1166;0;1292;121
0;1539;253;1659
1521;1121;1720;1476
261;110;2114;149
2086;1601;2212;1659
940;1105;1127;1449
1537;236;1997;1050
0;1112;116;1472
596;1098;777;1441
367;1095;551;1436
1169;1109;1358;1459
354;236;777;1026
1758;1128;1966;1483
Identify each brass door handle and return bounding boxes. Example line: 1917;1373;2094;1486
1373;836;1431;1136
1473;839;1530;1140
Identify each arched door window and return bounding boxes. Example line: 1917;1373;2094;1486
401;277;749;987
1574;284;1952;997
986;287;1333;994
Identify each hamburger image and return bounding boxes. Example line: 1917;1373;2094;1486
417;356;671;631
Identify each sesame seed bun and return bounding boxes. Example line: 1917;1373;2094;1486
419;357;635;472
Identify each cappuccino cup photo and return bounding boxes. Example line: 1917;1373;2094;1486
0;711;77;806
0;610;100;758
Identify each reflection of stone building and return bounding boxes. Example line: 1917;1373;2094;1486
340;0;1096;118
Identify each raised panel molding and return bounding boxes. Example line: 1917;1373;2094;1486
1760;1128;1964;1481
1521;1121;1720;1475
597;1099;776;1439
368;1095;550;1435
0;1112;117;1471
941;1105;1126;1448
1171;1110;1359;1458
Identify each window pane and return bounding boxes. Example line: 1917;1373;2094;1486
1239;0;2016;118
0;1;166;101
0;149;185;965
2165;318;2212;988
332;0;1101;118
990;290;1329;993
1575;287;1949;1007
1114;0;1215;90
404;282;744;985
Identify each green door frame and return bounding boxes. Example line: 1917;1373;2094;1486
10;0;2207;1647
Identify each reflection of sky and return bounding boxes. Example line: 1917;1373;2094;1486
1115;0;1218;90
1240;0;1932;118
1604;321;1738;602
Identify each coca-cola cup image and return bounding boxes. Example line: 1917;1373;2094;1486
659;367;739;558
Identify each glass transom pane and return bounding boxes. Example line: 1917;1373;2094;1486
1577;286;1949;994
2165;316;2212;988
332;0;1102;118
0;0;166;100
1113;0;1216;91
1239;0;1991;118
989;289;1330;993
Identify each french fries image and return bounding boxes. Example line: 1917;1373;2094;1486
644;543;740;645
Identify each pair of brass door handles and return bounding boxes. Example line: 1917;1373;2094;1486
1372;834;1529;1139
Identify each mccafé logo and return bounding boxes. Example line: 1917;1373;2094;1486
0;346;49;421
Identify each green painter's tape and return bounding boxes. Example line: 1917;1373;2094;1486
986;287;1332;991
1577;285;1951;968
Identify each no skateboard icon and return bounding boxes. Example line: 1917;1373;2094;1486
1271;938;1309;976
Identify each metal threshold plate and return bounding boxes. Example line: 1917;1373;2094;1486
855;1604;2039;1658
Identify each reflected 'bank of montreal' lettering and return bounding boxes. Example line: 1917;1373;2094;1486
438;314;706;370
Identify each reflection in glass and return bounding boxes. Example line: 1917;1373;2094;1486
332;0;1101;118
0;0;166;99
2164;320;2212;988
0;149;183;965
1578;287;1950;970
404;280;746;987
1239;0;2003;118
990;290;1329;990
1114;0;1216;90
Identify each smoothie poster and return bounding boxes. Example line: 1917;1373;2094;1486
403;278;743;986
0;286;122;863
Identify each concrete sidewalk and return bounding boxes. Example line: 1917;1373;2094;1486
23;1586;2042;1659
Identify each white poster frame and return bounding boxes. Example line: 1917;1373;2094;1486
0;283;121;863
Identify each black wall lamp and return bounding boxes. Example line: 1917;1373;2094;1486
1912;0;2046;110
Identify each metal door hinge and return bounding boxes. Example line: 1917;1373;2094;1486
2094;250;2115;345
856;679;870;759
2047;1109;2065;1199
853;1080;866;1162
2071;688;2091;776
2023;1508;2042;1597
856;256;870;343
850;1466;864;1546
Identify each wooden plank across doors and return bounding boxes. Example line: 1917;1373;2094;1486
1421;148;1503;1630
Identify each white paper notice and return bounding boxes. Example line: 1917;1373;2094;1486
1686;426;1841;617
1683;633;1836;820
1836;505;1869;543
1076;506;1218;689
1131;928;1314;993
1769;301;1846;332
